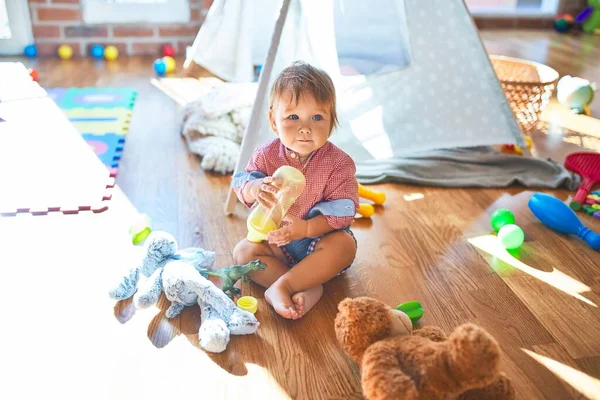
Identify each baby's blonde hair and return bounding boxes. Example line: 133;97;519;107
269;60;339;134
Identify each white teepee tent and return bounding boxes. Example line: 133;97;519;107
184;0;530;214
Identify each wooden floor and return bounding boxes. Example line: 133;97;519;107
2;30;600;399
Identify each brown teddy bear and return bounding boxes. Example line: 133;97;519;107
334;297;515;400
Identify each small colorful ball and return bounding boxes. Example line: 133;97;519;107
90;44;105;59
24;44;37;58
161;43;175;57
554;14;574;33
162;56;176;73
490;208;515;232
153;58;167;75
28;68;39;82
104;45;119;61
58;44;73;60
498;224;525;250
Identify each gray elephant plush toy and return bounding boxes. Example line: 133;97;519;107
109;231;260;353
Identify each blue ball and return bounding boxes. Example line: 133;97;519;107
24;44;37;58
153;59;167;76
90;45;105;59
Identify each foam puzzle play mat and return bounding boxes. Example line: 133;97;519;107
0;63;135;216
47;87;137;178
0;96;114;216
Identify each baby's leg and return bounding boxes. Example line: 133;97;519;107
232;239;299;318
267;231;356;318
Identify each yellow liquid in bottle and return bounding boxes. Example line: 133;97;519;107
247;211;278;243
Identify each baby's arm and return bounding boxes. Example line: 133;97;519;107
268;214;334;247
308;155;359;231
232;150;267;207
268;155;359;246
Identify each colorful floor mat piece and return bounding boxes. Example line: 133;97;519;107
64;108;133;135
83;133;125;167
47;87;137;177
49;87;137;109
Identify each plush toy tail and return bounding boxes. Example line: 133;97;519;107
108;267;140;300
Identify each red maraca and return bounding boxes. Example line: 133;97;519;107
565;152;600;210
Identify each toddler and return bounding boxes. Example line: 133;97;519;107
232;61;359;319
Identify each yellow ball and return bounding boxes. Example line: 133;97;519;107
58;44;73;60
104;45;119;61
162;56;176;73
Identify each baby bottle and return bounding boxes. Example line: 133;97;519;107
246;165;306;243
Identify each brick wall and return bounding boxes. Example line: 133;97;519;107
472;0;588;29
27;0;213;57
27;0;589;56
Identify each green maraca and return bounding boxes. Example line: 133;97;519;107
490;208;524;249
490;208;515;231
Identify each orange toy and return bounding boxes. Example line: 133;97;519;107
356;184;386;218
501;136;533;155
334;297;515;400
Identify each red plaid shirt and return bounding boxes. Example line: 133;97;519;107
233;138;359;230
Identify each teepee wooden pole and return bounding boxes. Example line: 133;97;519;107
224;0;292;215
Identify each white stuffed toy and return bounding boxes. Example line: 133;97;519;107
109;231;260;353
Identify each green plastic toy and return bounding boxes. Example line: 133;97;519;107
577;0;600;34
498;224;525;250
130;214;152;245
197;260;267;298
395;301;424;323
490;208;515;232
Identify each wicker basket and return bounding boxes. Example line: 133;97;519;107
490;55;559;135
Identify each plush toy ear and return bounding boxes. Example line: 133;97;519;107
334;297;396;365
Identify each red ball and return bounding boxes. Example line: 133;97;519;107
161;44;176;57
28;68;39;82
555;13;574;24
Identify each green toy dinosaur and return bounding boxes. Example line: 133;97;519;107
198;260;266;298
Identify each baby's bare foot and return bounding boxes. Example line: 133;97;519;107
292;285;323;318
265;283;298;319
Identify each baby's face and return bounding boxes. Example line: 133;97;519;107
269;91;331;158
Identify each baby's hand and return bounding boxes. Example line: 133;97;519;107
250;176;280;209
267;215;308;247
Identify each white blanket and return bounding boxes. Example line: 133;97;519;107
180;82;257;174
